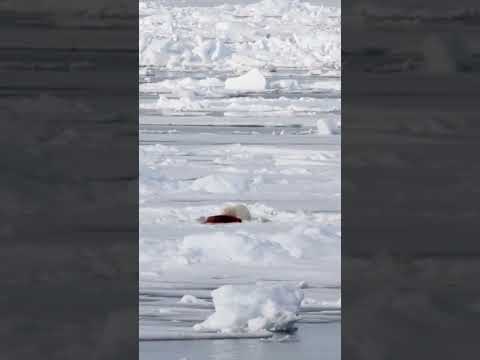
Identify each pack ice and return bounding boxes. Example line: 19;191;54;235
139;0;341;74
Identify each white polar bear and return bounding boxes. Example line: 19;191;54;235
222;204;252;221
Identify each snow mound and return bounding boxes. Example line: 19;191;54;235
317;117;341;135
178;295;210;306
191;174;248;194
193;284;303;333
297;281;310;289
225;69;266;92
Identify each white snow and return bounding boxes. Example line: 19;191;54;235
225;69;266;92
193;284;304;333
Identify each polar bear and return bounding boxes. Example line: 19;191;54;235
221;203;252;221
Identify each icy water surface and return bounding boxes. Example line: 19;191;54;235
141;323;340;360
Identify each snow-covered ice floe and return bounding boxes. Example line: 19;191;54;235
193;284;303;333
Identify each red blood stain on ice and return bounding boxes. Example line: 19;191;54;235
203;215;242;224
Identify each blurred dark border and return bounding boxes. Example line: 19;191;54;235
1;1;138;359
343;0;480;358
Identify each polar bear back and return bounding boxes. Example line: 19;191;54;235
222;204;251;221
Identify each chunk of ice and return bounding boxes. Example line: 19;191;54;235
193;284;303;333
225;69;267;92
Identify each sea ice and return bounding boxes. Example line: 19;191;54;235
193;284;304;333
225;69;266;92
139;0;340;73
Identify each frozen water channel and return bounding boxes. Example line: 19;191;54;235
139;0;340;358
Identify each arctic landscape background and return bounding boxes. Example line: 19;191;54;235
139;0;341;358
